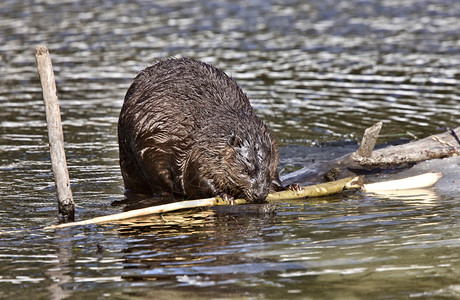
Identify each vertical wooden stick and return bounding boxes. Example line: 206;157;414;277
355;121;383;158
35;45;75;221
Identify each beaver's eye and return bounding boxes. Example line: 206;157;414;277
244;165;255;176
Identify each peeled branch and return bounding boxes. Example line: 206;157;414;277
44;197;248;230
44;176;362;230
362;172;443;192
267;176;362;201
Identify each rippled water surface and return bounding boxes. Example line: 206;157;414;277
1;0;460;299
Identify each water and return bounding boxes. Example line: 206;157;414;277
1;0;460;298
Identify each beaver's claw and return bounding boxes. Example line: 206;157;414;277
220;193;235;205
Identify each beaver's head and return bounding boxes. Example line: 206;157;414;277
221;132;279;202
183;128;280;203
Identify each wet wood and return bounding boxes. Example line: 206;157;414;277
267;176;362;201
282;124;460;186
44;198;221;229
44;177;362;229
44;171;444;230
35;45;75;220
352;132;459;167
355;121;382;157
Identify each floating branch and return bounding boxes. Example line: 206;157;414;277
44;177;362;230
43;197;248;229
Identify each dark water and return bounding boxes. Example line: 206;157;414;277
1;0;460;299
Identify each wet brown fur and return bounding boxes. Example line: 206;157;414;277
118;58;282;202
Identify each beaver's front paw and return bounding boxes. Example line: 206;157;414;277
220;193;235;205
286;184;302;194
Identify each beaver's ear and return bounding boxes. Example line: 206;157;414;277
227;133;242;147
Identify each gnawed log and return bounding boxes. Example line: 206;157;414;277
282;124;459;186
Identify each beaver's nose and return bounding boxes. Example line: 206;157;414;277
252;186;269;202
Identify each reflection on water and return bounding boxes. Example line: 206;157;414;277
1;0;460;298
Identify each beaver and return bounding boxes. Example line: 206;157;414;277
118;58;282;202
